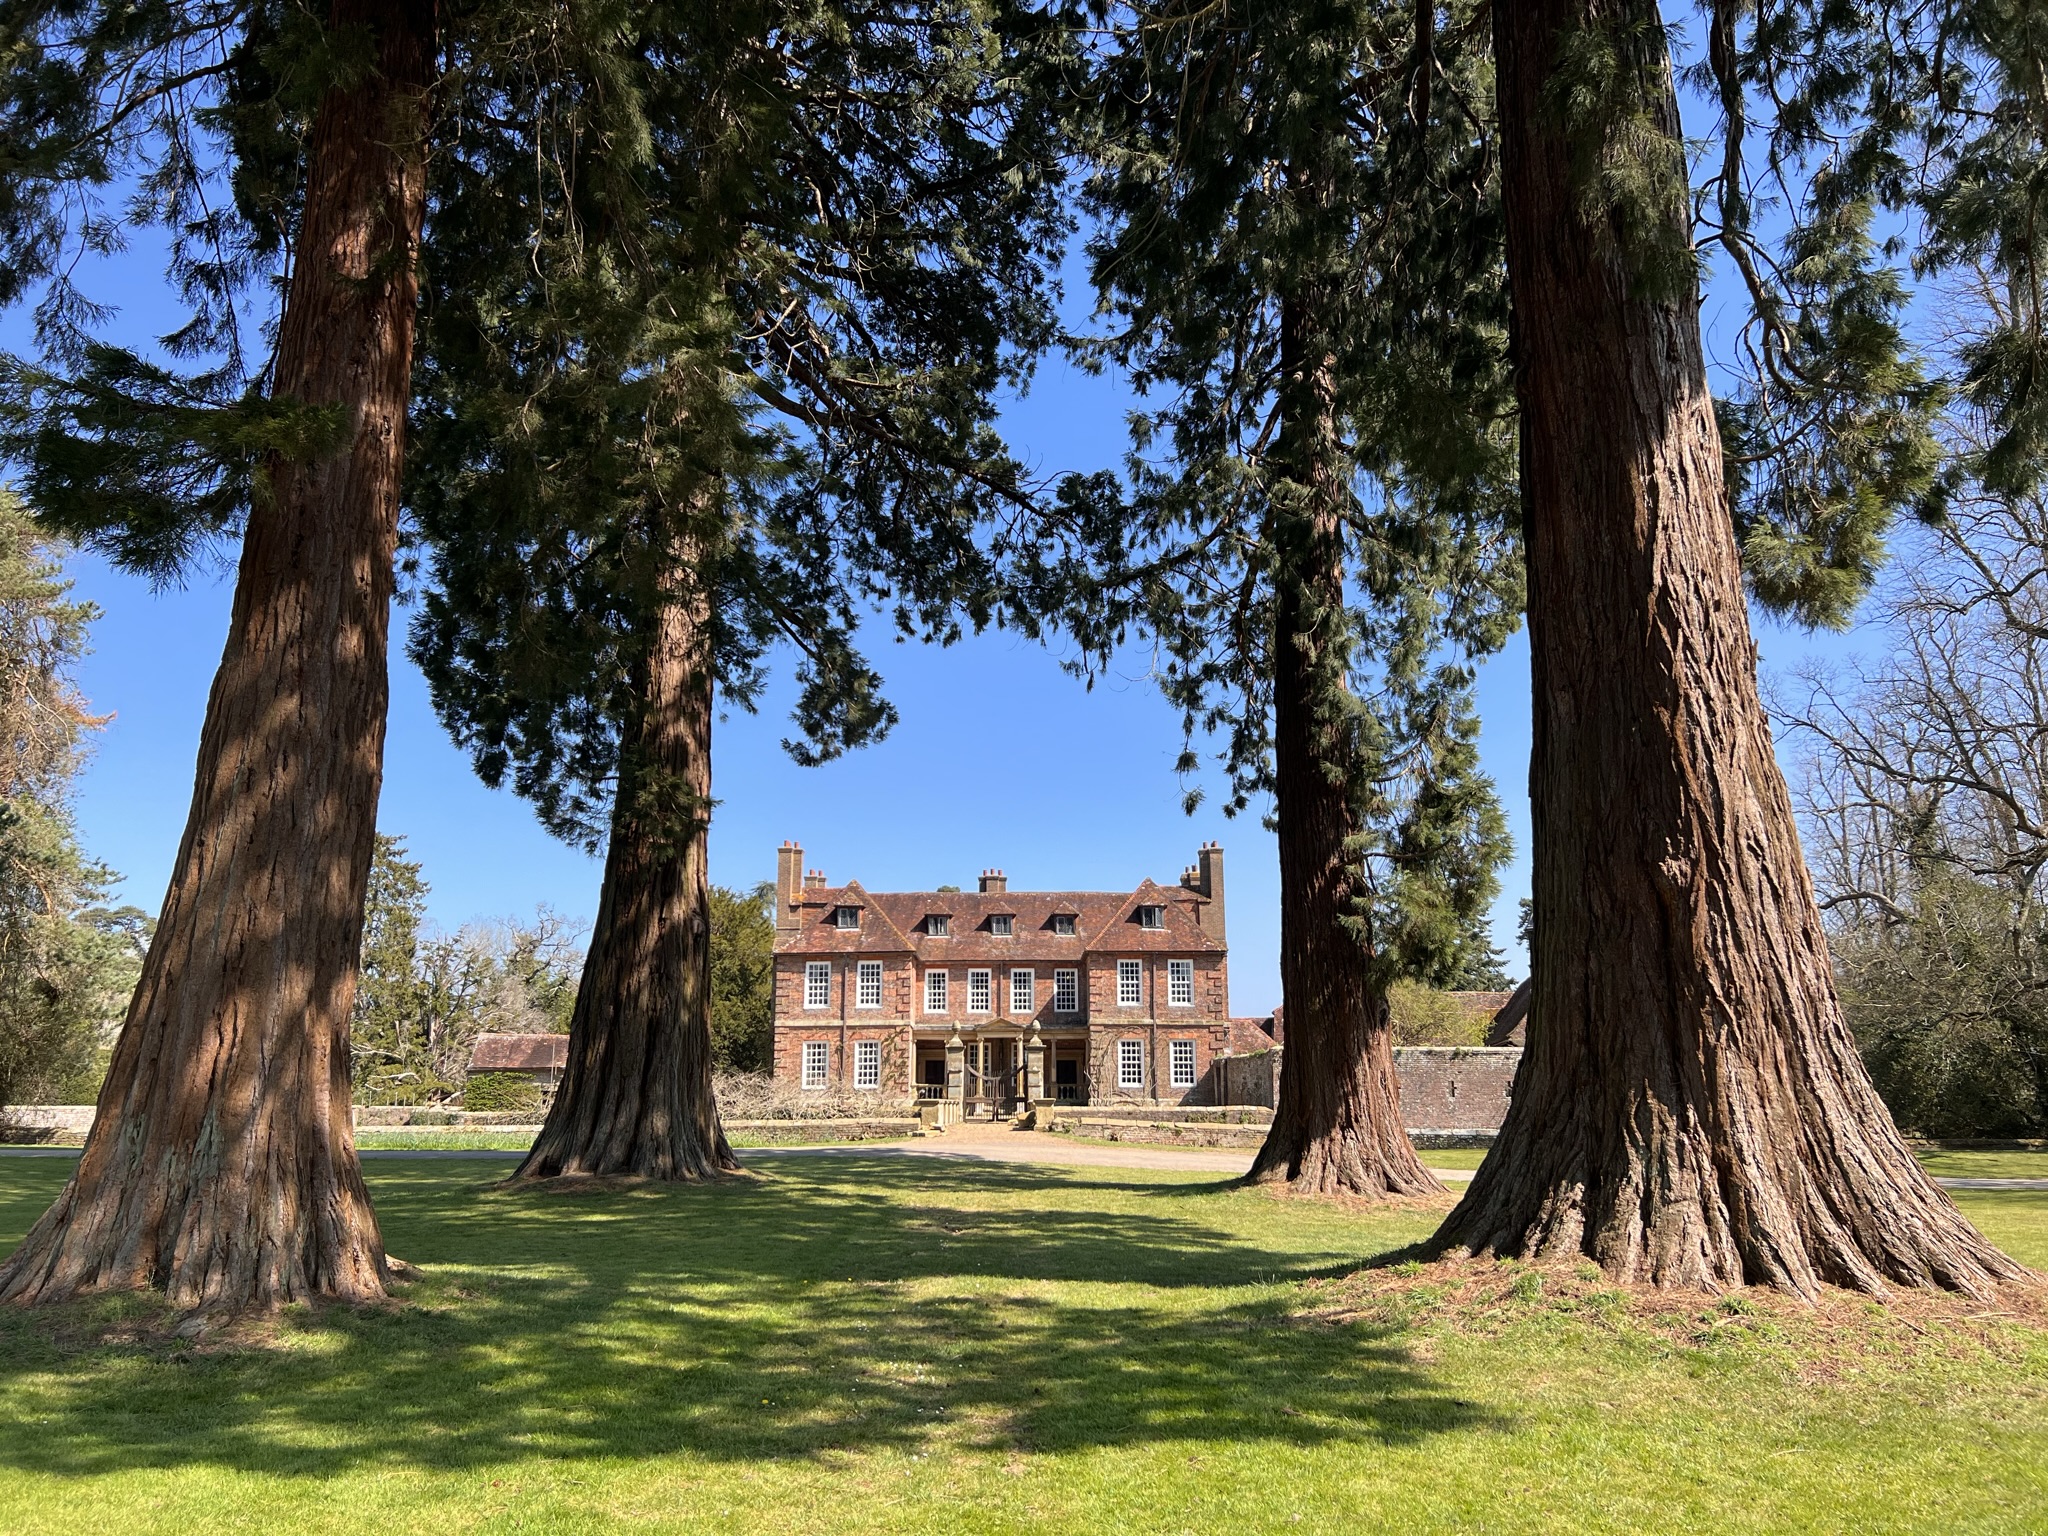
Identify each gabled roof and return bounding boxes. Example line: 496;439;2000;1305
776;875;1222;960
468;1033;569;1072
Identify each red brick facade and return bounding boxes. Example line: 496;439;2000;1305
769;842;1234;1106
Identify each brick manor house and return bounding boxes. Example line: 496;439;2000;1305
770;841;1245;1109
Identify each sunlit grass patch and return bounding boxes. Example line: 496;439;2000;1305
0;1154;2044;1534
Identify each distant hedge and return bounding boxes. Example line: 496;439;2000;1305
461;1072;543;1114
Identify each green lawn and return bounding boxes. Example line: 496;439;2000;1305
2;1155;2046;1534
1914;1148;2048;1180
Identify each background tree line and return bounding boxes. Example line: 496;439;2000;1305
350;842;777;1106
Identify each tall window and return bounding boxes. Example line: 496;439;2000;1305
804;962;831;1010
802;1040;829;1089
853;1040;881;1090
924;969;949;1013
990;914;1014;937
857;961;883;1009
1010;969;1035;1014
1170;1039;1197;1088
967;968;992;1013
1053;969;1079;1013
1117;959;1143;1007
1168;959;1194;1006
1118;1038;1145;1089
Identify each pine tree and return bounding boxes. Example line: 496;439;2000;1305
1424;0;2020;1298
1032;0;1520;1195
405;0;1068;1179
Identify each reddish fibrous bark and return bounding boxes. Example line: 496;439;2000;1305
0;0;437;1314
1427;0;2025;1298
1247;293;1443;1200
512;558;740;1183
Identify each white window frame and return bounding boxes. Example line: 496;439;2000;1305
833;906;859;929
804;961;831;1010
1053;968;1079;1013
1168;959;1195;1007
1010;969;1035;1014
802;1040;829;1089
857;960;883;1009
924;969;949;1014
1053;914;1076;936
1138;905;1165;929
926;914;950;937
990;914;1014;937
1170;1039;1197;1089
1117;958;1143;1008
1117;1038;1145;1090
853;1040;881;1091
967;968;993;1013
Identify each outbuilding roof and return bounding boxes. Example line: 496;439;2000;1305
468;1033;570;1072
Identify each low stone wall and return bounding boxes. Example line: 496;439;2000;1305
1395;1046;1521;1134
1047;1115;1269;1149
1;1105;94;1133
1208;1045;1524;1134
1212;1051;1282;1108
1063;1104;1274;1126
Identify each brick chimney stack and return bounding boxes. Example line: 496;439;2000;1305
978;869;1007;894
804;867;828;892
776;841;803;933
1195;842;1225;942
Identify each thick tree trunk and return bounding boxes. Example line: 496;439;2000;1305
0;0;435;1314
1429;0;2023;1296
1247;295;1443;1199
513;555;740;1182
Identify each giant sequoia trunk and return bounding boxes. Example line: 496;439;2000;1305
1247;294;1443;1199
0;0;435;1314
513;557;739;1182
1428;0;2022;1296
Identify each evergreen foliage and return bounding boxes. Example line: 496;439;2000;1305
459;1072;544;1115
0;494;148;1108
1698;0;1976;628
708;882;775;1074
405;0;1070;842
1030;0;1521;982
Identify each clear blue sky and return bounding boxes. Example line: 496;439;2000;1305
10;31;1879;1020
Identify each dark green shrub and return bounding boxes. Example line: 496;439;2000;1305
462;1072;543;1114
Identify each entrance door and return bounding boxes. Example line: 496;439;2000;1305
986;1038;1017;1112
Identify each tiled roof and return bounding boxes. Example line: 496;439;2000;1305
468;1033;570;1072
1485;978;1531;1046
776;876;1222;960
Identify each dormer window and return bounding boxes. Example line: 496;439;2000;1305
1052;914;1077;937
990;914;1014;937
832;906;859;930
926;914;951;937
1138;905;1165;929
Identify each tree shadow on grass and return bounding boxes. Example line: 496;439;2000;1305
0;1154;1493;1480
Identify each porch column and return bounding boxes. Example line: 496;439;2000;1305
1025;1023;1046;1105
946;1030;966;1104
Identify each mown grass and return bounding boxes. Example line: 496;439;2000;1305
1914;1148;2048;1180
1;1154;2046;1534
